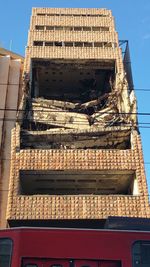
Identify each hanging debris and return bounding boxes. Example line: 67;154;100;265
20;60;137;150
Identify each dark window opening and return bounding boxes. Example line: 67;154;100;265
0;238;13;267
102;27;109;31
74;27;82;31
133;241;150;267
55;26;64;30
55;42;63;46
84;42;93;47
65;26;73;31
74;42;83;47
33;41;116;48
83;27;91;31
36;13;109;17
37;13;45;16
37;25;109;32
65;42;73;47
46;26;55;30
92;27;101;31
35;25;44;30
47;14;60;17
45;42;53;46
94;42;103;47
60;14;73;17
104;42;112;48
33;41;43;46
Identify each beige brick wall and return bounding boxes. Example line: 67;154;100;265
24;8;123;74
32;8;112;16
24;47;123;74
6;127;150;221
31;17;115;30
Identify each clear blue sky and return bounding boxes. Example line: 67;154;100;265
1;0;150;193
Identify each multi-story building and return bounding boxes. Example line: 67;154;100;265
4;8;150;228
0;48;24;227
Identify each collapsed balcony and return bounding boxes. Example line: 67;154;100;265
20;59;132;150
20;127;131;149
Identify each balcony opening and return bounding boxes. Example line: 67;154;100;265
31;59;115;102
19;170;136;196
20;128;131;149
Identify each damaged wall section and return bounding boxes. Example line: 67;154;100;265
20;127;131;149
20;59;136;150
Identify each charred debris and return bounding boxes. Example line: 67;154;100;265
19;59;136;150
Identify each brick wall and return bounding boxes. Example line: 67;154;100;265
6;127;150;221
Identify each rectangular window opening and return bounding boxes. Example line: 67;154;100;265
45;42;54;47
94;42;103;47
74;42;83;47
104;42;113;48
36;26;110;32
133;241;150;267
35;25;44;30
84;42;93;47
0;238;13;267
46;26;55;31
54;42;63;47
102;27;109;31
37;13;45;16
83;27;91;31
33;41;43;46
65;26;73;31
93;27;101;31
74;27;82;31
36;13;109;17
55;26;64;31
65;42;73;47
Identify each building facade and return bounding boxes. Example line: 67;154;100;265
0;48;23;227
5;8;150;227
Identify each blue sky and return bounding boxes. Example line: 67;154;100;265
1;0;150;193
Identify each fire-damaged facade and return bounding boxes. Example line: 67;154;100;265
6;8;150;227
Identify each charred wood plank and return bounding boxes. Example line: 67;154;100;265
32;98;77;110
30;108;90;129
